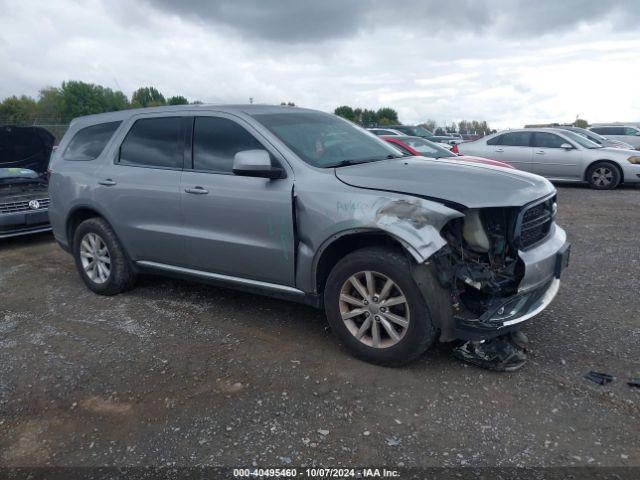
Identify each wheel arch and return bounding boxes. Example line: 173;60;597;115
312;230;417;296
66;204;113;250
584;159;624;183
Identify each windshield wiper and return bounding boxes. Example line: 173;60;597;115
329;154;401;168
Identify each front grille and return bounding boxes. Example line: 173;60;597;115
0;197;50;214
517;195;555;249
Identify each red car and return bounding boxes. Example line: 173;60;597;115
382;135;514;169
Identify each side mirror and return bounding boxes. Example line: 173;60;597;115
233;150;284;179
560;143;573;150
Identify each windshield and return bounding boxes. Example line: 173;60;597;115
252;112;403;168
395;126;434;138
402;137;455;158
561;130;602;149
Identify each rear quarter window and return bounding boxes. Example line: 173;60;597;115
486;134;502;145
63;121;121;161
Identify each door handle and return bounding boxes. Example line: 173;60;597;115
98;179;117;186
185;186;209;195
495;148;504;152
535;150;545;155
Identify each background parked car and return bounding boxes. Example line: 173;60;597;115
0;125;54;238
367;128;404;136
588;125;640;149
457;128;640;189
382;135;514;169
550;126;634;150
381;125;435;139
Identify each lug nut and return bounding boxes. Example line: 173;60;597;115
373;296;379;302
374;316;380;321
364;312;370;317
363;300;369;305
380;307;387;312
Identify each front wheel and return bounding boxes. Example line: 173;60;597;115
324;247;437;366
587;161;621;189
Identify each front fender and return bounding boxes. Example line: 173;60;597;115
294;190;464;293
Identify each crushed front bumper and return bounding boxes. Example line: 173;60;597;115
454;226;570;341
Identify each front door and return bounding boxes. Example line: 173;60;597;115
180;115;295;287
529;132;581;180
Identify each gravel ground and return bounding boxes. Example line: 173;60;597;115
0;185;639;469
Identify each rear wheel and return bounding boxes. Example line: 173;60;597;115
587;161;621;189
324;247;437;366
73;217;136;295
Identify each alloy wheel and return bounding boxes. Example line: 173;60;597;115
591;167;613;187
79;232;111;284
338;271;410;348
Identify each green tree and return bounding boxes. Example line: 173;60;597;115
574;118;588;129
131;86;166;108
167;95;189;105
376;107;399;125
57;81;128;120
0;95;38;123
360;109;378;127
36;87;63;121
334;105;356;122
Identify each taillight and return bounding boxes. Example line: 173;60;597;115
451;144;459;154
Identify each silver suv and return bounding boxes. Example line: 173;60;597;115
49;105;570;366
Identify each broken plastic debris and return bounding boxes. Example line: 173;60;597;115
584;371;614;385
627;378;640;388
452;331;528;372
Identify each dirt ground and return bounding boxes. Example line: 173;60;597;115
0;185;639;469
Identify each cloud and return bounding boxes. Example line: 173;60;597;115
0;0;639;129
142;0;640;42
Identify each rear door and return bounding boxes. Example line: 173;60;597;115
180;114;295;286
95;115;188;265
488;132;533;171
530;132;581;179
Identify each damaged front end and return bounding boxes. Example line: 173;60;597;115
432;194;569;341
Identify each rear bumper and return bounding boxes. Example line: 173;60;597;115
0;209;51;239
453;231;570;341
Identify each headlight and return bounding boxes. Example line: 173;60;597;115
628;156;640;164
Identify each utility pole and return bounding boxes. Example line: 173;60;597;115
249;97;253;104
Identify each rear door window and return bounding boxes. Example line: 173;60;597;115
624;127;639;136
192;117;264;174
532;133;567;148
63;121;121;161
119;117;184;169
500;132;531;147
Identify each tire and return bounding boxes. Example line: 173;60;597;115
586;161;621;190
323;247;437;366
72;217;136;295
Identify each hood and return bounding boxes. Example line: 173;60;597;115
0;125;55;173
455;155;515;169
334;157;555;209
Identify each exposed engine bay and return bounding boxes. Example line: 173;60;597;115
434;207;525;319
0;171;48;202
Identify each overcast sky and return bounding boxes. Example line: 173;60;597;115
1;0;639;128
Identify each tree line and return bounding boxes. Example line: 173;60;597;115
333;105;494;135
334;106;400;126
0;81;198;125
